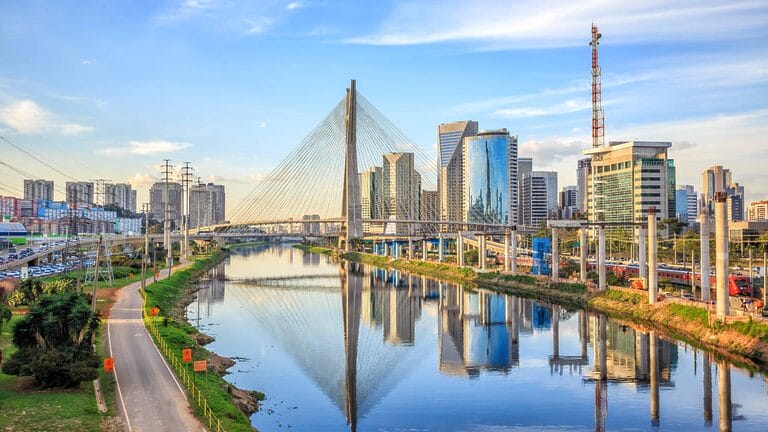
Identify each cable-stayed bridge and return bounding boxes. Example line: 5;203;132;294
204;80;527;247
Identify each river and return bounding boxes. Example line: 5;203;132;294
187;244;768;431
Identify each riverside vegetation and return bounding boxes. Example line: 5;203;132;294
296;244;768;372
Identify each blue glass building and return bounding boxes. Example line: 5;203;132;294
462;129;517;225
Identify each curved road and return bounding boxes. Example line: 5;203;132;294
107;266;206;432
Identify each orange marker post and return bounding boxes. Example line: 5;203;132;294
104;357;114;373
182;348;193;363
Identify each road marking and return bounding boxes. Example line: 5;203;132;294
107;307;133;432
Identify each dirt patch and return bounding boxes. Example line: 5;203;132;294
208;351;236;375
228;386;261;417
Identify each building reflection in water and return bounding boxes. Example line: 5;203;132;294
205;248;743;432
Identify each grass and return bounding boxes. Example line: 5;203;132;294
726;320;768;343
0;315;113;432
143;251;258;432
603;289;646;305
667;303;710;326
502;274;536;285
551;282;588;294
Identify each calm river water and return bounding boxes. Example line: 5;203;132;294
187;244;768;432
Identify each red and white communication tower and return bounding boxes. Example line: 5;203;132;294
590;23;605;148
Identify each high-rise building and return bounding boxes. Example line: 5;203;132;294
701;166;745;221
559;186;578;219
517;157;533;225
382;153;421;234
748;201;768;222
149;181;183;228
438;121;478;223
360;166;383;232
104;183;137;213
189;183;226;228
65;181;95;209
420;190;439;232
23;179;54;201
675;185;698;225
462;129;518;225
576;158;591;214
520;171;558;228
584;141;674;231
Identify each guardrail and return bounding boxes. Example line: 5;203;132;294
142;305;225;431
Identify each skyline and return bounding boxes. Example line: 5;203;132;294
1;0;767;216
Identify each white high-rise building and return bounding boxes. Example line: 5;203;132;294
520;171;558;228
382;152;421;234
576;158;591;214
105;183;137;213
23;179;54;202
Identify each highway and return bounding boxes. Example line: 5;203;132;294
106;265;206;432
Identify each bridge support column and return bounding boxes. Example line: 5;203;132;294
552;305;559;359
438;233;444;263
511;231;517;274
703;353;713;425
408;238;413;260
479;235;487;270
700;213;710;301
457;233;464;267
504;232;510;272
639;224;647;281
422;240;427;261
598;225;606;290
551;228;559;281
715;194;729;319
579;227;587;282
649;210;658;305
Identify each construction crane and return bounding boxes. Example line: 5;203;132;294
590;23;605;148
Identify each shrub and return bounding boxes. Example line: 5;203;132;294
1;291;100;388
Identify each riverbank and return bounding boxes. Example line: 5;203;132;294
142;247;264;432
296;244;768;371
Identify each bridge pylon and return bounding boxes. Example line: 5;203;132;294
342;79;363;249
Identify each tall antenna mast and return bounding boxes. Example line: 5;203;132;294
590;23;605;148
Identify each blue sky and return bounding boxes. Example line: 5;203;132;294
0;0;766;215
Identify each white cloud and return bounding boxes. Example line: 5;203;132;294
259;121;267;128
0;99;94;135
244;17;275;34
286;1;304;10
348;0;768;47
494;99;592;118
128;172;157;190
81;59;96;65
97;140;192;156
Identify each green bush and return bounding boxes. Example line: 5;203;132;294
1;292;100;388
604;289;645;304
667;303;709;326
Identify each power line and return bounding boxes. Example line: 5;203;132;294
0;135;79;181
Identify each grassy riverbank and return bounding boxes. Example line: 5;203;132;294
296;244;768;371
142;249;263;432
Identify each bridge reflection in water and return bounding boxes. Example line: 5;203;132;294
191;246;746;432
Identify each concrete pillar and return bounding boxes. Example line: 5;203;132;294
598;225;606;290
763;251;767;308
552;305;559;359
701;213;711;302
422;240;427;261
480;235;487;270
650;331;660;427
579;311;588;359
580;228;588;282
408;238;413;260
551;228;559;281
457;233;464;267
504;233;511;272
715;194;729;319
717;362;732;432
511;231;518;275
649;211;658;305
639;225;648;280
438;233;444;263
703;353;713;425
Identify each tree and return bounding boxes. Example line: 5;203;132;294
0;303;11;333
660;217;688;236
1;292;100;388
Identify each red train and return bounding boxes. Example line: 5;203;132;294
586;262;751;296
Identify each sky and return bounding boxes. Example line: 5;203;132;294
0;0;766;217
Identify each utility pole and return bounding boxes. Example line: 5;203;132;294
91;235;102;311
180;162;194;259
141;203;149;291
161;159;173;269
